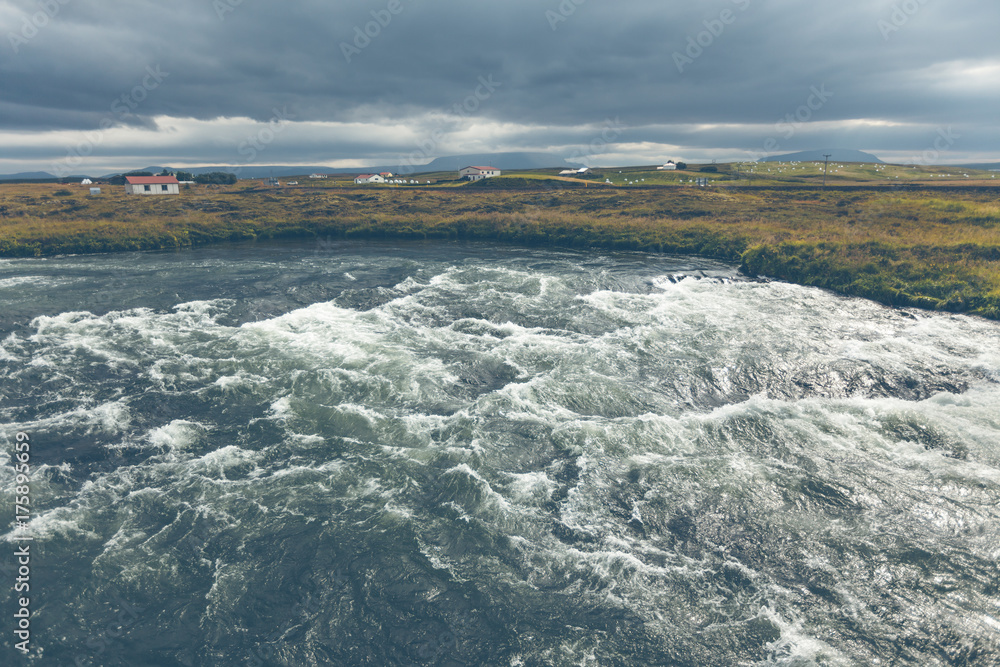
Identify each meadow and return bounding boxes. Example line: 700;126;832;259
2;166;999;319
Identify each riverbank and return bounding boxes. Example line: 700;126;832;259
2;182;999;319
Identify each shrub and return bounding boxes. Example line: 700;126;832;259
195;172;238;185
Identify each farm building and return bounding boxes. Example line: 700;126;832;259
657;161;677;171
354;174;385;184
125;175;180;195
459;166;501;181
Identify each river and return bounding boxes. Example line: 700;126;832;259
1;240;998;665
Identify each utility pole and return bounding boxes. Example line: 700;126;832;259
823;154;832;187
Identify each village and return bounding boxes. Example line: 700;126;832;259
63;156;999;198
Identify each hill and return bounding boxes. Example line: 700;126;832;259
416;152;583;172
759;149;883;164
0;171;60;181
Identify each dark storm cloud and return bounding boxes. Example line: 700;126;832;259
1;0;998;169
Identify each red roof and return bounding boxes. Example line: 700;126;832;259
464;166;498;171
126;176;179;185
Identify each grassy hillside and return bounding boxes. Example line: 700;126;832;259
2;180;999;319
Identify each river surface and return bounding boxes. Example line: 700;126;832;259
1;240;999;666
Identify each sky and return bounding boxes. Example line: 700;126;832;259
1;0;998;175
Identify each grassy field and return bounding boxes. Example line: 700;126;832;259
2;173;1000;319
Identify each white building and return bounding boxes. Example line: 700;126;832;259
81;178;92;185
125;175;180;195
354;174;385;184
308;173;329;179
657;161;677;171
459;166;501;181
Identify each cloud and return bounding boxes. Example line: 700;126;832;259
1;0;998;172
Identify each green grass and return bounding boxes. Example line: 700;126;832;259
3;180;1000;319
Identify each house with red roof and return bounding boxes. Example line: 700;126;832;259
459;166;501;181
125;175;180;195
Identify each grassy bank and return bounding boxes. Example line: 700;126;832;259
2;181;999;319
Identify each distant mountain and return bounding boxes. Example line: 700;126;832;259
414;152;584;172
759;149;884;164
99;166;339;179
956;162;1000;171
0;171;58;180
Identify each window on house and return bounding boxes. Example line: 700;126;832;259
144;185;151;191
162;184;169;191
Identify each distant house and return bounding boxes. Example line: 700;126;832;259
80;178;92;185
354;174;385;184
657;161;677;171
125;175;180;195
459;166;501;181
379;172;394;178
308;173;329;179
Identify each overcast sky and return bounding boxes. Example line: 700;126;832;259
1;0;998;174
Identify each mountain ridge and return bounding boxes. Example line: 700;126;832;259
758;149;884;164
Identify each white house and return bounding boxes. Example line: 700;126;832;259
354;174;385;184
459;166;501;181
308;173;329;179
125;175;180;195
657;161;677;171
81;178;92;185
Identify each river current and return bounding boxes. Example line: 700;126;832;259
1;240;998;666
